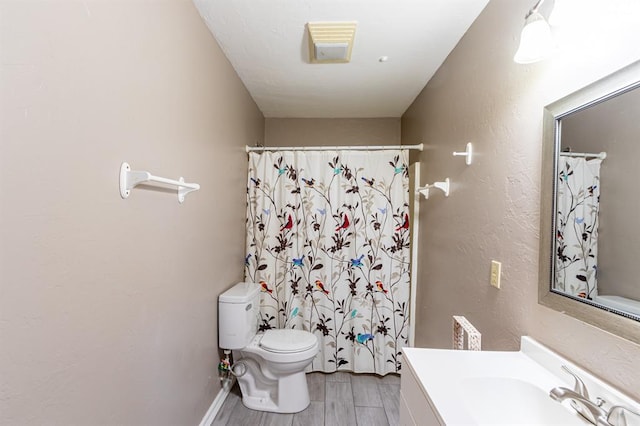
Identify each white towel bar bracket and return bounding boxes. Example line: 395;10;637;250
119;162;200;204
453;142;473;165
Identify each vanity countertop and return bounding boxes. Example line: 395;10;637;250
401;337;640;425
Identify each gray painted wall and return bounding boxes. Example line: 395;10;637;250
265;118;400;147
402;0;640;400
0;1;264;424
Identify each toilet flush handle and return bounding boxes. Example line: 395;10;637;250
231;360;248;378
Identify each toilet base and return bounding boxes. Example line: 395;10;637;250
238;370;311;413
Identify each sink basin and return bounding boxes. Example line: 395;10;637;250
461;377;583;425
401;337;640;425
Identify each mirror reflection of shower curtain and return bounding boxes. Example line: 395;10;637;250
555;156;602;299
245;150;410;375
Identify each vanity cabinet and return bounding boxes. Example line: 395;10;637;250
399;359;442;426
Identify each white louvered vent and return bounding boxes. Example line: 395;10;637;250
307;21;357;63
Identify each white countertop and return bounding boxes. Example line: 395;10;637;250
402;337;640;425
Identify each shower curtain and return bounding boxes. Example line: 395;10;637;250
555;156;602;299
245;150;410;375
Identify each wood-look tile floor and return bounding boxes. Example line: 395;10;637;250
212;372;401;426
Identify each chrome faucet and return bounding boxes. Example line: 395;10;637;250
549;386;608;425
558;365;604;422
561;365;590;400
549;365;640;426
607;406;640;426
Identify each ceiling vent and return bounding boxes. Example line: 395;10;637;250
307;21;357;64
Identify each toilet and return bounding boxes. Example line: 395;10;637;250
218;282;319;413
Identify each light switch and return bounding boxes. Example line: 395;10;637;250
490;260;501;289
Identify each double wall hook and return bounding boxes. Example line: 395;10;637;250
416;178;450;200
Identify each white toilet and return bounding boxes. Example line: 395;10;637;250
218;282;319;413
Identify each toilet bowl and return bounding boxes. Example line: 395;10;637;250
218;282;319;413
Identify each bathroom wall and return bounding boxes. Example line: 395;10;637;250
0;1;263;424
265;118;400;147
403;0;640;400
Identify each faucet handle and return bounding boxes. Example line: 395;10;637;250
607;405;640;426
561;365;590;399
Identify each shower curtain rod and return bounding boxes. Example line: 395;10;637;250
245;143;424;153
560;151;607;160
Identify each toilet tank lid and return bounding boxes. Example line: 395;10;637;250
219;282;261;303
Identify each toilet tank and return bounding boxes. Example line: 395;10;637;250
218;282;261;350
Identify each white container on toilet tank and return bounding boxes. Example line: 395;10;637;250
218;282;260;349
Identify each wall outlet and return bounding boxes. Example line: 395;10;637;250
490;260;501;289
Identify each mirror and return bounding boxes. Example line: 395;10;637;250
539;60;640;344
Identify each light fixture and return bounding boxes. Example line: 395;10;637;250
548;0;572;26
514;0;555;64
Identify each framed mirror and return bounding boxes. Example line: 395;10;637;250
539;60;640;344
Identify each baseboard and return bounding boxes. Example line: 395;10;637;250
199;378;236;426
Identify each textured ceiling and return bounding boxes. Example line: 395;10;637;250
193;0;489;118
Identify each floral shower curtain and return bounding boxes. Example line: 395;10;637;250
244;150;410;375
555;156;602;299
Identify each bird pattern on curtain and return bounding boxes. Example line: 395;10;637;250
554;156;602;299
245;150;410;375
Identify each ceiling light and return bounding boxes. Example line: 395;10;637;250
307;22;357;64
514;0;555;64
548;0;572;26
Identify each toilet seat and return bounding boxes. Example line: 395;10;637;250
240;330;319;364
260;329;317;353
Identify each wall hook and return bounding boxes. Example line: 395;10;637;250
453;142;473;165
416;178;450;200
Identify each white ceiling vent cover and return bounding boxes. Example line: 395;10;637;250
307;21;357;63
